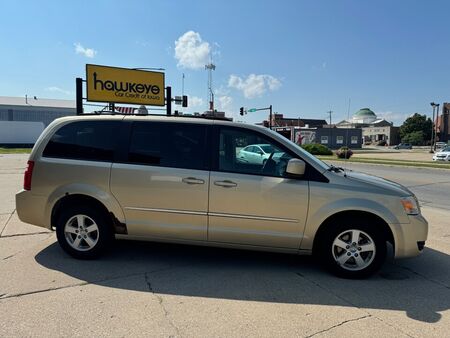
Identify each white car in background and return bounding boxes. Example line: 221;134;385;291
238;144;279;165
432;146;450;161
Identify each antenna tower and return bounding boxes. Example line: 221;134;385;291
205;62;216;111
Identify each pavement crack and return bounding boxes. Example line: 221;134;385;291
0;209;15;237
0;231;52;239
144;272;180;337
0;281;90;300
0;271;150;301
304;314;371;338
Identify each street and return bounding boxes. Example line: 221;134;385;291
1;154;449;337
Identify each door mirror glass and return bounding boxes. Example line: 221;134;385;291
286;158;306;176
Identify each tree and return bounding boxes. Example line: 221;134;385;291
399;113;432;144
401;131;425;145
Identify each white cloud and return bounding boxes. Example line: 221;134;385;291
74;42;97;58
217;95;233;112
46;86;73;96
228;74;281;99
174;31;210;69
376;111;411;125
189;96;204;108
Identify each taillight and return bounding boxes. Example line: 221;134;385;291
24;160;35;191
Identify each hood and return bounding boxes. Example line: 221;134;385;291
436;150;450;155
342;170;413;197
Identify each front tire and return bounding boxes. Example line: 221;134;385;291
56;205;113;259
318;221;386;279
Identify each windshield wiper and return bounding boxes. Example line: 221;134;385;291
327;165;344;173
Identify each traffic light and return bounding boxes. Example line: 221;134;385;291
240;107;244;116
182;95;188;107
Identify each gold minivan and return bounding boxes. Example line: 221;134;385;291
16;115;428;278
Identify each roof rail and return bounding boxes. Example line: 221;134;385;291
79;111;233;121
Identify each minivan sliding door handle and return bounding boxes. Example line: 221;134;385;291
214;180;237;188
182;177;205;185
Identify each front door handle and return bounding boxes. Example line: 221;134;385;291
182;177;205;185
214;180;237;188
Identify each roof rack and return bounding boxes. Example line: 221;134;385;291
80;111;233;121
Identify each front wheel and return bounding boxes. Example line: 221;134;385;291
318;222;386;279
56;205;113;259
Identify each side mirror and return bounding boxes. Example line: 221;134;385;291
286;158;305;176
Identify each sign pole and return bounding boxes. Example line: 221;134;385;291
166;86;172;116
76;78;83;115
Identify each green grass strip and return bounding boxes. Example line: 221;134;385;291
0;147;32;154
316;155;450;169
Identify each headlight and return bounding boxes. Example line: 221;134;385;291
401;196;420;215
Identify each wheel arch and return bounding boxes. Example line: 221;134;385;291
51;194;127;234
312;210;394;256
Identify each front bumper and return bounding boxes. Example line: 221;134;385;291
390;213;428;258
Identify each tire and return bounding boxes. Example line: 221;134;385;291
56;204;113;259
317;220;387;279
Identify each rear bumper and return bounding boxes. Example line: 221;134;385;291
15;189;50;229
391;214;428;258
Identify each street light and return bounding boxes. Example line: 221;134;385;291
430;102;437;153
434;104;440;151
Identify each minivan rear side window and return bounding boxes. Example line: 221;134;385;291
127;122;209;170
43;121;120;162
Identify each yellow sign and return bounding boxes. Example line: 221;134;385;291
86;64;165;106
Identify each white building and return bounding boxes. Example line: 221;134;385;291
0;96;76;145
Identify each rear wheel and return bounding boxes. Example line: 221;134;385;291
56;205;113;259
318;221;386;278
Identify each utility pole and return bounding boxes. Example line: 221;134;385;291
327;110;333;148
182;73;185;97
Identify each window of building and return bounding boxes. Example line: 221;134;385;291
351;136;358;144
43;121;120;161
336;136;344;144
321;136;328;144
127;122;208;170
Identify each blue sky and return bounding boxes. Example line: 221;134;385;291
1;0;449;124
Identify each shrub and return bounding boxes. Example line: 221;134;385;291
336;146;353;159
301;143;332;155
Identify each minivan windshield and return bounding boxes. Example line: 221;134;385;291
265;128;330;172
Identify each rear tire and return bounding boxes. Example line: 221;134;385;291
56;204;113;259
317;220;386;279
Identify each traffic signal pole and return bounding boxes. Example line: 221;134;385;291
240;105;273;129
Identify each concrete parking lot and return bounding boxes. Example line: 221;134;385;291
0;154;449;337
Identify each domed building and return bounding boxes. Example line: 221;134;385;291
336;108;400;146
352;108;377;124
